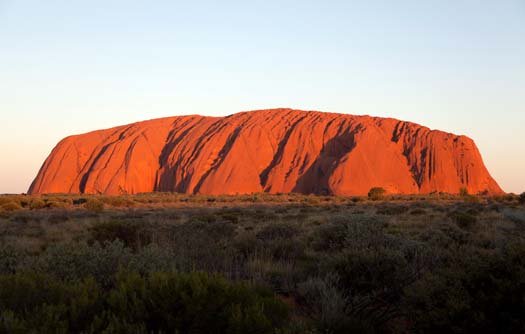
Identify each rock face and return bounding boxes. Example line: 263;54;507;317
29;109;503;195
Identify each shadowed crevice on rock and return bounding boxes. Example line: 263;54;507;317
259;114;309;189
292;130;357;195
156;117;207;192
79;142;116;193
193;125;243;194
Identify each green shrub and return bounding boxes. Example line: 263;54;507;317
368;187;386;201
45;200;68;209
0;271;289;334
404;246;525;334
234;234;261;258
266;238;306;261
452;212;477;230
0;201;22;212
297;273;374;333
101;196;135;208
29;241;132;286
160;220;237;273
310;215;385;253
256;223;299;241
175;219;236;242
376;205;408;215
218;211;241;224
190;213;218;223
24;241;188;286
459;187;469;196
464;194;481;203
348;196;361;203
114;271;289;333
310;222;350;252
127;244;178;274
0;273;102;333
72;198;87;205
331;247;411;297
0;197;13;206
409;208;427;215
84;199;104;212
47;212;70;224
502;208;525;224
28;198;46;210
89;221;148;250
0;246;26;275
494;194;516;203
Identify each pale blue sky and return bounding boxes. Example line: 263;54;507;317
1;0;524;194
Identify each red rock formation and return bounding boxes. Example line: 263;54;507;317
28;109;503;195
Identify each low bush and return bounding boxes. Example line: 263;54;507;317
0;271;289;334
84;199;104;212
464;195;481;203
309;215;385;253
310;222;350;252
267;238;306;261
29;241;132;286
409;208;427;215
502;208;525;224
376;205;408;215
404;245;525;334
331;247;411;297
47;212;70;224
101;196;135;208
256;223;299;241
189;212;219;223
28;198;46;210
459;187;469;197
45;200;68;209
218;211;241;224
163;220;237;273
519;192;525;205
452;212;477;230
89;221;148;250
0;201;22;212
72;198;88;205
0;197;14;206
298;274;373;334
368;187;386;201
0;246;26;275
351;196;364;203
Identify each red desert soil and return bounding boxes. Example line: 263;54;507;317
29;109;503;196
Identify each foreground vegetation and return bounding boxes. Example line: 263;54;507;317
0;192;524;333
